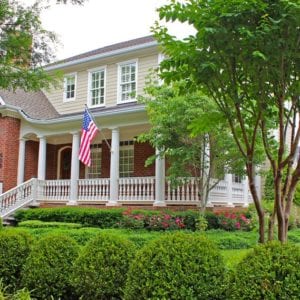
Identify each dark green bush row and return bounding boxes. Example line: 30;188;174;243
15;207;254;231
0;230;300;299
14;207;125;228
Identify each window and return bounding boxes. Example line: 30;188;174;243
86;144;102;178
63;73;76;101
233;174;243;183
118;61;137;103
119;141;134;177
88;68;105;107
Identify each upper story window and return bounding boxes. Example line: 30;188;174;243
88;67;106;107
63;73;76;101
118;60;137;103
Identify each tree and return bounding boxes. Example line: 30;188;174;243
139;79;246;210
0;0;86;91
153;0;299;242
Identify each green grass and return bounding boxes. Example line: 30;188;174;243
221;249;252;269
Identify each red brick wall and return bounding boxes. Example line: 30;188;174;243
46;144;58;180
133;141;155;177
0;116;20;191
101;140;111;178
24;140;38;181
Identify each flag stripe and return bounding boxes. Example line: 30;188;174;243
79;109;99;166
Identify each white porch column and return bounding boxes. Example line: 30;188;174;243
225;174;234;207
255;173;261;201
37;136;47;180
242;177;249;207
154;148;166;206
69;131;80;205
107;128;119;206
17;138;26;185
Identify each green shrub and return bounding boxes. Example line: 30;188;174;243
230;242;300;299
205;211;220;229
124;232;226;300
0;218;3;230
21;234;79;299
0;230;33;291
15;207;125;228
72;232;136;299
18;220;82;229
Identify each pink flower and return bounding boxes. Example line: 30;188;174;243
235;222;241;229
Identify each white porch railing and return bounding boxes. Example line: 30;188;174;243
39;180;70;201
119;177;155;201
78;178;110;201
0;178;37;218
166;178;200;203
0;176;253;218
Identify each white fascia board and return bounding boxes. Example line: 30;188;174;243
0;103;146;125
45;41;158;71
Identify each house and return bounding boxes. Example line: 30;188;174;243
0;36;258;218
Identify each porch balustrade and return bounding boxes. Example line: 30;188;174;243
39;180;70;201
119;177;155;202
78;179;110;201
0;176;253;219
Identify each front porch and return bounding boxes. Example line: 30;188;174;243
0;175;253;219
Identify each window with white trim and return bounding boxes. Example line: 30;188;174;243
119;141;134;177
63;73;76;101
89;68;105;107
118;61;137;102
86;144;102;178
233;174;243;183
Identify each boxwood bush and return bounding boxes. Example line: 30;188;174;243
18;220;82;229
15;207;125;228
21;234;79;299
124;232;227;300
229;241;300;299
72;232;136;299
0;230;33;291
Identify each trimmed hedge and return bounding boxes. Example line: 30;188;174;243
124;232;227;300
0;230;33;291
21;234;79;299
230;242;300;299
15;207;125;228
18;220;82;229
72;233;136;299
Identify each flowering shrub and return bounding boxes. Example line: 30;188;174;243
216;212;253;231
119;209;185;231
145;214;185;231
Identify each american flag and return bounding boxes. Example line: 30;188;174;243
78;108;99;166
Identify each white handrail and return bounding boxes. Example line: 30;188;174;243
0;178;37;218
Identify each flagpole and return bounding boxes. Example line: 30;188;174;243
84;105;111;151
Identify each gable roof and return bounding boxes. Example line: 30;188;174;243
0;89;59;119
45;35;157;71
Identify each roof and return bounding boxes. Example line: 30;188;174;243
0;89;59;119
46;35;157;70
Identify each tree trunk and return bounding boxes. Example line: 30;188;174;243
268;211;275;241
247;164;265;243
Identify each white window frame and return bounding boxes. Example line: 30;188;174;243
87;66;106;108
63;72;77;102
117;59;138;104
85;144;102;179
119;142;134;178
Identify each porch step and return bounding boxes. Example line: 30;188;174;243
2;216;17;227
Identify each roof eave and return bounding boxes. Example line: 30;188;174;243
45;41;158;71
0;103;146;125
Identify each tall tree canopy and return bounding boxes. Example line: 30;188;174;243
139;79;246;209
154;0;299;242
0;0;86;91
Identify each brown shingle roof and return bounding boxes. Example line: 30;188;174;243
47;35;156;67
0;89;59;119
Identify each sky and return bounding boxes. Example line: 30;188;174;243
25;0;194;61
